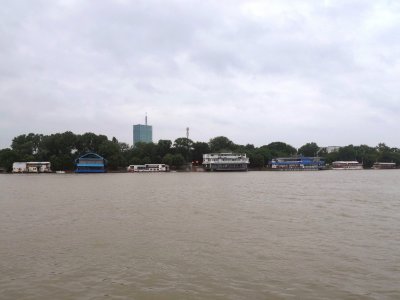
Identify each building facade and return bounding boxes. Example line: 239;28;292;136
133;124;152;145
12;162;52;173
325;146;341;153
75;153;107;173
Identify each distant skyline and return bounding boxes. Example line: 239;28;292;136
1;0;399;149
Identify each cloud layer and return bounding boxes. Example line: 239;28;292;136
1;0;399;148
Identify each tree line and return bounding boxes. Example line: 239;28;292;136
0;132;399;172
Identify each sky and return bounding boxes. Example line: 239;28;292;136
1;0;399;149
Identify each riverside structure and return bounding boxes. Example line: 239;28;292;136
372;162;396;169
270;156;325;171
331;161;363;170
202;153;250;171
75;153;107;173
12;162;52;173
127;164;169;172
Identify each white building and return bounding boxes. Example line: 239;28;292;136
325;146;341;153
12;162;52;173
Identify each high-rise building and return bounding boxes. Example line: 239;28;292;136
133;114;153;146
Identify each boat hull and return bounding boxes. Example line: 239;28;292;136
203;164;248;172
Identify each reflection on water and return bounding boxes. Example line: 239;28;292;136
1;171;400;299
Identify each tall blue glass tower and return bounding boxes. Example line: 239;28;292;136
133;115;153;146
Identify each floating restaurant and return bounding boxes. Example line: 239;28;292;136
127;164;169;172
372;162;396;169
202;153;250;171
75;153;107;173
270;156;325;171
331;161;363;170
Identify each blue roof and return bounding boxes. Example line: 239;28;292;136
76;163;105;167
75;152;107;170
271;156;325;165
77;152;105;160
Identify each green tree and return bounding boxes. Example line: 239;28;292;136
11;133;43;160
156;140;172;159
209;136;236;152
192;142;210;164
355;144;378;168
324;151;339;165
173;137;193;162
49;154;74;171
376;143;390;153
256;146;273;165
39;131;77;162
162;153;174;166
337;145;357;161
129;156;142;165
98;140;121;170
142;156;152;164
129;142;157;163
265;142;297;157
375;143;399;164
0;148;20;172
298;142;320;157
249;153;265;169
172;153;186;169
76;132;108;154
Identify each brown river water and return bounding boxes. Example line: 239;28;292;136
0;171;399;299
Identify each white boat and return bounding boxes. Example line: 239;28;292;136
270;156;326;171
331;161;363;170
372;162;396;169
202;153;249;171
127;164;169;172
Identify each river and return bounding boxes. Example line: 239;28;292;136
1;171;399;299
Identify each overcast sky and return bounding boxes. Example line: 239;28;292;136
1;0;399;149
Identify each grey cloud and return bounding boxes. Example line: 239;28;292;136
0;0;399;148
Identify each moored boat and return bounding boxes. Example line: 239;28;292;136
372;162;396;169
331;161;363;170
202;153;249;171
127;164;169;172
270;156;325;171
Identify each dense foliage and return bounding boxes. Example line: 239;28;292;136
0;132;399;172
